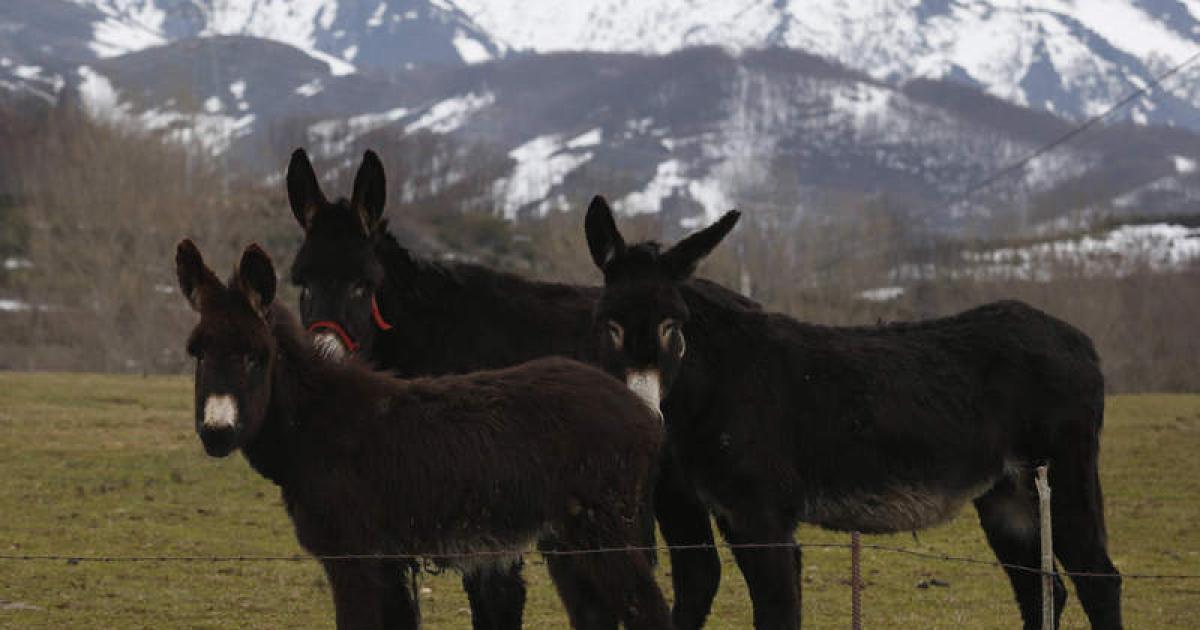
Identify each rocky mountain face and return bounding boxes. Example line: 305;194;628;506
2;0;1199;234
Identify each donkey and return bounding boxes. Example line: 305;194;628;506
175;239;674;630
583;197;1122;630
285;148;734;629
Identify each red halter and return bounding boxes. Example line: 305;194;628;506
307;295;392;353
307;319;360;353
371;294;393;331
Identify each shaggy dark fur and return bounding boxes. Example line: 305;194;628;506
287;149;597;374
585;198;1123;630
176;240;673;630
286;150;732;629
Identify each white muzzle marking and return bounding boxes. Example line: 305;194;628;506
202;394;237;430
626;369;663;422
313;332;347;361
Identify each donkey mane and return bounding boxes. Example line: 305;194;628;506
358;220;605;379
684;281;1100;355
373;221;598;311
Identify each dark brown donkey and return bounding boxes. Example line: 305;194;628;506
584;199;1122;630
176;239;673;630
286;149;732;629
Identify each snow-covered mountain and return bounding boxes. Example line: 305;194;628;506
10;1;1200;127
453;0;1200;129
3;0;1200;234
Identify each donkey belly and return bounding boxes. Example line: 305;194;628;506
801;478;996;534
421;527;546;574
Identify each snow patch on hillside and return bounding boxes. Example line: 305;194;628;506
139;108;256;155
859;286;905;302
309;105;412;155
294;78;324;97
76;65;255;154
78;0;355;74
898;223;1200;282
453;31;493;64
495;134;593;218
619;159;731;220
405;92;494;134
828;82;893;131
78;66;128;121
566;128;603;148
86;1;167;57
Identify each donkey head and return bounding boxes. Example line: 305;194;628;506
177;240;278;457
585;196;740;415
287;148;389;361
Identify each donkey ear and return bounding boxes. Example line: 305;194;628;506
661;210;741;279
351;150;386;236
236;244;277;318
287;148;326;229
584;195;626;270
176;239;221;312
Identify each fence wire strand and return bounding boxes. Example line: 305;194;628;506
2;541;1196;580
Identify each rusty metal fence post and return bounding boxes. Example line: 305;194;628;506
851;531;862;630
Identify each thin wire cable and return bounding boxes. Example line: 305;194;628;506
806;47;1200;275
942;47;1200;210
2;541;1196;580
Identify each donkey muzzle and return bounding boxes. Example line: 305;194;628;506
626;369;664;423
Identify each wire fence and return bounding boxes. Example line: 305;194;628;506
2;540;1196;580
3;535;1195;627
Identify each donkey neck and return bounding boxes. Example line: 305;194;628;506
661;280;767;421
376;241;600;374
239;305;357;487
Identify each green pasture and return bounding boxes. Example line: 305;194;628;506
0;373;1197;628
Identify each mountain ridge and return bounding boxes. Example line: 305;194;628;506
2;1;1199;236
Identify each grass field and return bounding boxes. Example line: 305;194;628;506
1;372;1198;628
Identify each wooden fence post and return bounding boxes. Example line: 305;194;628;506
1035;465;1054;630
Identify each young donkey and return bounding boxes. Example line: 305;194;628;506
175;239;673;630
584;199;1122;630
286;148;732;629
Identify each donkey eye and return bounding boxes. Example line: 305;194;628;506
659;319;685;357
606;320;624;347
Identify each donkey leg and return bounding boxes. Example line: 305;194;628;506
542;545;619;630
717;514;800;630
380;559;421;630
974;477;1067;630
1049;450;1123;630
594;546;674;630
545;544;673;630
321;558;395;630
655;461;721;630
462;558;526;630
